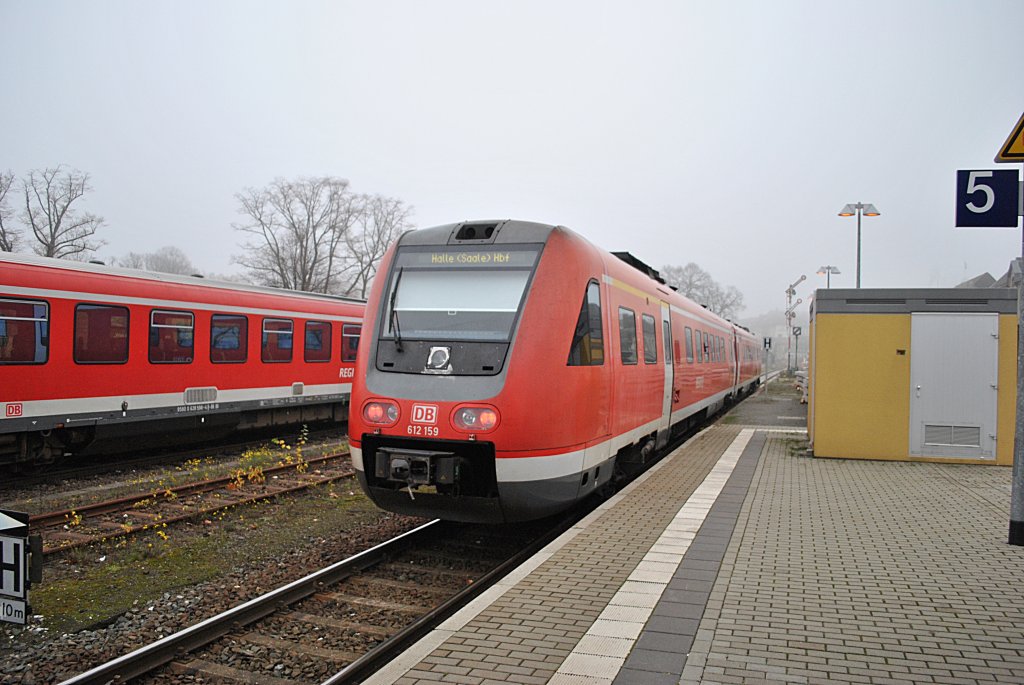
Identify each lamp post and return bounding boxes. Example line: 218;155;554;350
838;202;880;288
816;265;841;288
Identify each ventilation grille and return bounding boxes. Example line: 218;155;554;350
292;382;305;396
924;424;981;447
184;387;218;404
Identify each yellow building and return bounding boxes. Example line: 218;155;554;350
808;288;1017;465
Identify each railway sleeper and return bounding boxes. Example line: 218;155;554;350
281;611;393;639
239;632;361;664
313;591;428;615
170;658;308;685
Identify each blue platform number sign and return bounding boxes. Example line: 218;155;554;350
956;170;1021;228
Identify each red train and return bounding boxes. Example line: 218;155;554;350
0;253;364;467
349;220;762;523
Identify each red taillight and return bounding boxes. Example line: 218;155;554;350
363;400;399;426
452;405;500;433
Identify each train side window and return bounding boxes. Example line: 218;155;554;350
342;323;362;362
663;321;673;364
567;281;604;366
618;307;638;365
704;333;710;363
74;304;129;364
641;314;657;364
0;298;49;365
304;321;332;363
149;310;194;364
211;314;248;363
262;318;293;363
684;327;694;363
695;329;703;362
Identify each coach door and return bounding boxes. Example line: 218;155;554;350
909;312;998;459
657;304;674;448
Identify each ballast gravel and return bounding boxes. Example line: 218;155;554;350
0;513;421;685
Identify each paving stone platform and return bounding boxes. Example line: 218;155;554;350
366;386;1024;684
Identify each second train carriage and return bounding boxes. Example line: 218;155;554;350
350;220;761;523
0;253;365;466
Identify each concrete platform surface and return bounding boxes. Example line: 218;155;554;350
366;385;1024;684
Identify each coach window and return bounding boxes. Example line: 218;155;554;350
684;327;694;363
641;314;657;364
0;298;49;365
305;321;332;363
704;333;711;363
618;307;638;365
74;304;129;364
568;281;604;366
262;318;293;363
149;310;194;364
663;321;673;364
341;324;361;362
695;330;703;362
211;314;248;363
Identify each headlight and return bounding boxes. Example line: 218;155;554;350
363;400;399;427
452;405;499;433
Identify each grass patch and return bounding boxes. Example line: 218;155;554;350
26;481;382;634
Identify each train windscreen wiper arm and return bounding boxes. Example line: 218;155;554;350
389;267;404;352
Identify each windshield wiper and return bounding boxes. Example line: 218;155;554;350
389;267;404;352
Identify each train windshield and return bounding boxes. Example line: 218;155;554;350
383;245;541;342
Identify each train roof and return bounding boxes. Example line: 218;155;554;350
395;219;757;337
0;251;365;306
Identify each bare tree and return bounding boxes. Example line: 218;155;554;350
145;246;197;275
22;166;105;259
0;170;17;252
115;252;147;269
234;177;358;292
704;284;745;320
662;262;745;319
661;263;714;301
113;246;198;275
339;194;414;298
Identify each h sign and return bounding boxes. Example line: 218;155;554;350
956;170;1021;228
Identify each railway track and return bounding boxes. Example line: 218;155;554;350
2;427;347;485
32;452;355;556
55;516;572;685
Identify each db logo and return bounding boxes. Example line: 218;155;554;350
6;403;23;418
411;404;438;424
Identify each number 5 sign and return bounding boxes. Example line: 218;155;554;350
956;169;1021;228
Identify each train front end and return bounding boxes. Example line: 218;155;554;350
350;220;596;523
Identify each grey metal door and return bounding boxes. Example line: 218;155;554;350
909;313;998;459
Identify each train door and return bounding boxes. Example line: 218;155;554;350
732;334;741;391
657;304;673;448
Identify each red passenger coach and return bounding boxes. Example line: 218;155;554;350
0;253;364;466
350;220;761;523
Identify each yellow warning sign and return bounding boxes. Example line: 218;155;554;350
996;111;1024;163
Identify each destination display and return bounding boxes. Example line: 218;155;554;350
398;246;540;269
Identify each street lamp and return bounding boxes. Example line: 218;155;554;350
816;265;841;288
838;202;880;288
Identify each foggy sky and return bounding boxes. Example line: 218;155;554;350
2;1;1022;319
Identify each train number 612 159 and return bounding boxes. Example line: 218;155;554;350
407;425;439;437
